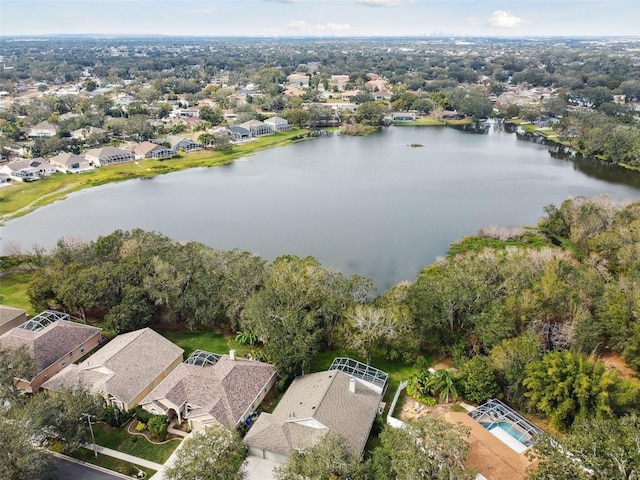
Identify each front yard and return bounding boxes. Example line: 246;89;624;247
92;421;181;464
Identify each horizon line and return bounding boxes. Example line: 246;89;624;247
2;34;640;40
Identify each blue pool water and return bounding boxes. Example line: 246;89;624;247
480;421;532;446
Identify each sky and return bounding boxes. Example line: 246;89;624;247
1;0;639;38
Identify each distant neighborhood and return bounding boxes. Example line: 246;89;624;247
1;36;639;187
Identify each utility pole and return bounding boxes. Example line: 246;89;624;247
83;414;97;458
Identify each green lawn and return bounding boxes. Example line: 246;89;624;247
158;328;251;358
0;130;308;220
0;271;35;313
92;422;180;464
68;448;156;478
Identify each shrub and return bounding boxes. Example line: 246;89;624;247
134;407;152;425
147;415;168;441
99;405;134;428
135;421;147;432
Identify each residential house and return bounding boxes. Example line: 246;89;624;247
84;146;134;166
166;135;203;153
58;112;81;122
222;109;238;122
330;75;350;91
228;125;251;141
243;369;382;463
0;159;44;182
341;90;360;102
29;157;57;176
0;305;27;336
140;350;276;431
0;310;102;393
373;91;392;101
264;116;292;132
28;121;57;138
393;112;416;122
42;327;184;411
48;152;93;173
287;73;310;89
128;141;176;160
71;126;107;141
239;120;274;137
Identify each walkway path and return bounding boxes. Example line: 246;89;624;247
85;443;164;471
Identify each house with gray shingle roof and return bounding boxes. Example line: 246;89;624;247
42;327;183;411
28;120;57;138
139;350;276;431
239;119;274;137
84;146;134;166
48;152;93;173
243;369;382;464
0;310;102;393
128;141;176;160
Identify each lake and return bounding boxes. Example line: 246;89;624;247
3;123;640;291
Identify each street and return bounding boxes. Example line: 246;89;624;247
51;456;128;480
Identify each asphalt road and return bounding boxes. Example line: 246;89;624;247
51;456;127;480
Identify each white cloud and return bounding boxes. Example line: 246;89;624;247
488;10;530;28
356;0;401;7
285;19;351;33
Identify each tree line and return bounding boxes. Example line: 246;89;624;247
5;195;638;478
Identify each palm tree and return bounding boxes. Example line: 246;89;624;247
428;370;459;404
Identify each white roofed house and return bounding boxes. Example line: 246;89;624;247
128;141;176;160
29;157;57;177
0;159;44;182
264;116;292;132
239;119;274;137
28;120;58;138
84;146;134;167
42;327;184;411
48;152;93;173
166;135;203;153
140;350;277;432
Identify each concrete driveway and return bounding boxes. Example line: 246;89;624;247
243;456;279;480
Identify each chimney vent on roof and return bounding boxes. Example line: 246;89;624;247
230;349;236;361
349;377;356;394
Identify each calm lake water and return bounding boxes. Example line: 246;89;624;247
3;123;640;291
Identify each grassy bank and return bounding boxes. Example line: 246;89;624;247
0;271;34;313
0;129;308;220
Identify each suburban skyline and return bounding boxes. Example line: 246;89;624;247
1;0;639;38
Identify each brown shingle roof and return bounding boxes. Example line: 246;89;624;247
0;320;101;377
42;328;183;405
141;356;275;426
244;370;380;456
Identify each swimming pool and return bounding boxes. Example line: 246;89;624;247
481;421;532;446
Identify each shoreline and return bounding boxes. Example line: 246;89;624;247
0;129;315;221
2;120;638;221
